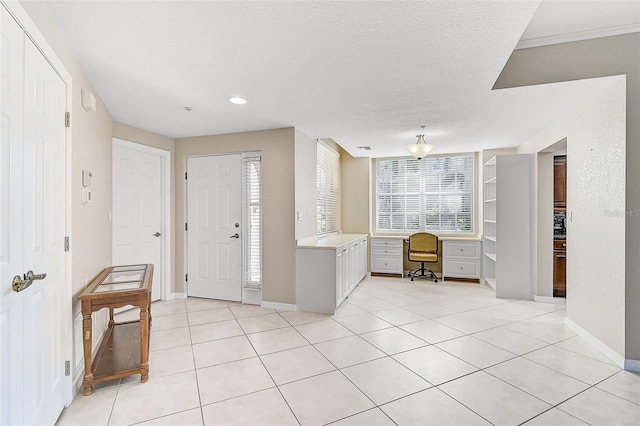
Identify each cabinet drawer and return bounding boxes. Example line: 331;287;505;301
443;241;480;259
554;240;567;250
443;259;480;279
370;238;403;248
371;246;402;256
371;255;403;274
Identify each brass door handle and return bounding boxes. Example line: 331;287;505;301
26;270;47;281
230;233;239;239
12;271;47;292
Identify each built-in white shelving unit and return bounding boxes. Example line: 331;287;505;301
483;156;497;290
482;154;535;299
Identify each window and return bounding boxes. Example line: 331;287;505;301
376;155;475;233
243;155;261;286
317;141;340;235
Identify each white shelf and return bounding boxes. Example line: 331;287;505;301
484;177;496;184
482;153;534;299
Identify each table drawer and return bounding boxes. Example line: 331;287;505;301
443;241;480;259
371;246;403;256
370;238;403;248
371;255;403;274
443;259;480;279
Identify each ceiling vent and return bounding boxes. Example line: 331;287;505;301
357;146;372;151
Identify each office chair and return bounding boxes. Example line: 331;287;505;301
408;232;439;282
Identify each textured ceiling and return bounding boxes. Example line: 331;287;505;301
45;1;626;158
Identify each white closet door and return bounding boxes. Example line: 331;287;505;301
1;6;68;425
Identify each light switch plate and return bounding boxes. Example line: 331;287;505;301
82;170;92;187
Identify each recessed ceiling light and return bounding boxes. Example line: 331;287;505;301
229;97;247;105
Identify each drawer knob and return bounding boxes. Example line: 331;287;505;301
460;249;464;252
460;267;464;270
384;263;388;266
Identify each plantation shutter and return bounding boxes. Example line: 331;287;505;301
376;155;474;233
317;141;340;235
243;155;261;286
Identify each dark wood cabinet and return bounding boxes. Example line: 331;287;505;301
553;240;566;297
554;156;567;208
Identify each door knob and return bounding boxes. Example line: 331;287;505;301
153;232;162;237
230;233;239;239
12;270;47;292
26;270;46;281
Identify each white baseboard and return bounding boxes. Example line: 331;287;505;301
534;295;566;305
167;292;187;300
262;301;297;311
564;317;628;369
624;358;640;372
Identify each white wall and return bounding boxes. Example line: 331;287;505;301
518;77;626;356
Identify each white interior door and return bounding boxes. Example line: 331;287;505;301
113;142;163;301
1;6;68;425
187;154;242;301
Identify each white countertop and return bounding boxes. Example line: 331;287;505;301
371;234;482;242
297;233;368;249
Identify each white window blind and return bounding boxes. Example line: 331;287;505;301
243;155;261;286
376;155;475;233
317;141;340;235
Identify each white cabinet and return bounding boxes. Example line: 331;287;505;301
370;237;403;276
442;240;481;281
482;154;535;299
296;234;368;314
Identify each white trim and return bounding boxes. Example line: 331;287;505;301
112;138;171;302
564;317;625;369
261;301;297;311
516;23;640;50
624;358;640;372
2;0;75;407
533;295;566;305
168;292;187;300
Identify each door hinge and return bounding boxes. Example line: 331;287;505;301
185;223;188;231
185;172;187;180
185;274;188;282
65;112;70;128
65;360;70;376
64;236;70;252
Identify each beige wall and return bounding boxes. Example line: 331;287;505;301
112;122;177;294
294;130;317;240
20;1;113;316
518;78;627;356
496;33;640;361
340;150;370;235
175;128;297;305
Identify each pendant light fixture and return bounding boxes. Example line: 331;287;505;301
407;126;434;159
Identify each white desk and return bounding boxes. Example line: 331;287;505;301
369;235;482;280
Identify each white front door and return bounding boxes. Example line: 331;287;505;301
1;6;68;425
113;141;163;301
187;154;242;301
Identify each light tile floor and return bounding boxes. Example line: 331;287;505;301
56;276;640;426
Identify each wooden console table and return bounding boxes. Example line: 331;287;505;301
79;264;153;395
